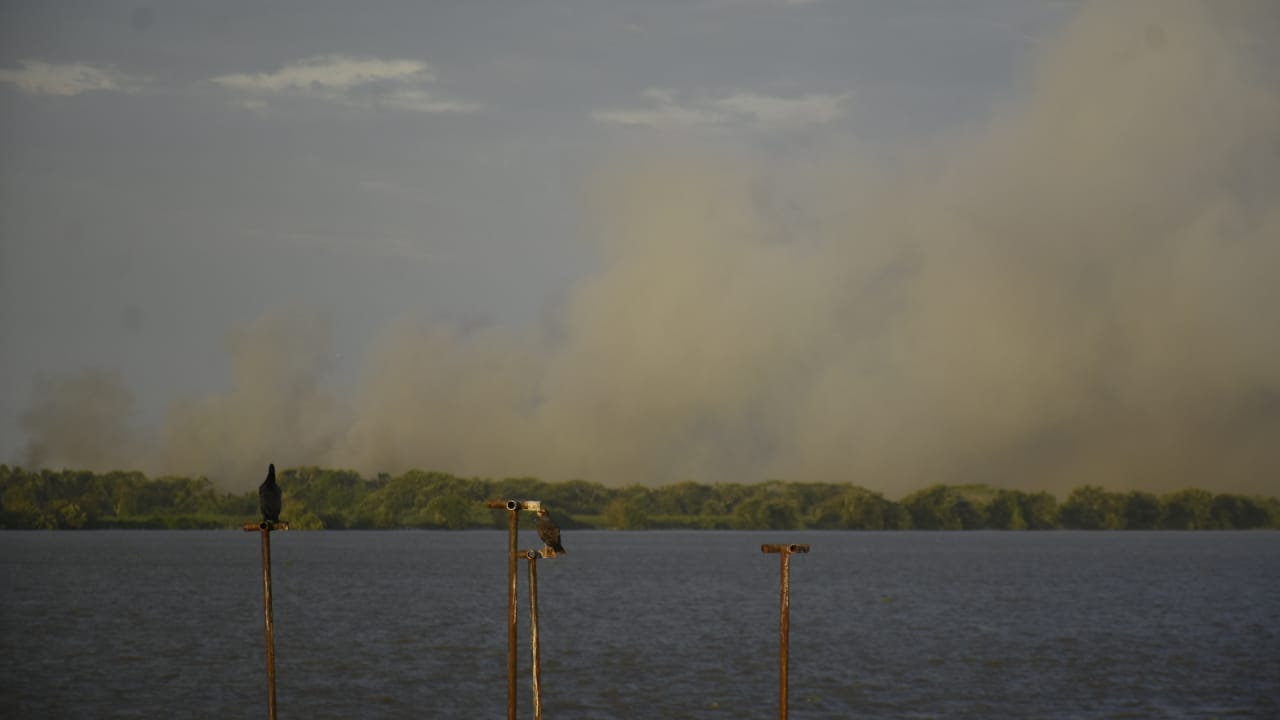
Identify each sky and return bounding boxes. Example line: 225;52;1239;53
1;1;1277;496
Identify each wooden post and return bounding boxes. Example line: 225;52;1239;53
504;503;518;720
761;543;809;720
486;499;554;720
487;500;527;720
245;522;288;720
527;550;544;720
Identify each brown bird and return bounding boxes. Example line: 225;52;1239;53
536;509;566;554
259;463;282;525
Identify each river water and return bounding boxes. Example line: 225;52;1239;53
1;530;1276;718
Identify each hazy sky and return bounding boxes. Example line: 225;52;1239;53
2;1;1277;496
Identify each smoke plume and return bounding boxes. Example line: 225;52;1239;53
18;2;1280;495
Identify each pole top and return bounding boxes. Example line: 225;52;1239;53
761;543;810;554
516;547;558;560
243;522;290;532
486;499;543;512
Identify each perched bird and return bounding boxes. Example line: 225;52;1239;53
259;463;282;525
536;509;566;554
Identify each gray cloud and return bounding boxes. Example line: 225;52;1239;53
0;60;148;96
210;54;480;113
593;87;848;132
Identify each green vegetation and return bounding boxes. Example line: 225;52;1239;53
1;464;1277;531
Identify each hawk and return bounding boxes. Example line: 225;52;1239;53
536;509;566;554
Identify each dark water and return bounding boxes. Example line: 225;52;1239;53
1;530;1277;719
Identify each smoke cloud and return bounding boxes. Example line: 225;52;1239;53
20;370;139;471
18;2;1280;495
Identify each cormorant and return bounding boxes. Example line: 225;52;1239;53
536;509;566;554
259;463;282;525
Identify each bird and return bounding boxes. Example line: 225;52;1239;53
536;509;566;555
259;463;282;526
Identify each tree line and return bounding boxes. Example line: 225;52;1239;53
1;464;1276;531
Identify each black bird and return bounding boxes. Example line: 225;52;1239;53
536;509;566;555
259;463;282;525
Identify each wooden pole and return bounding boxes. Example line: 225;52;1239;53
507;504;519;720
761;543;809;720
261;527;277;720
485;499;551;720
245;522;288;719
779;549;790;720
487;500;523;720
527;551;544;720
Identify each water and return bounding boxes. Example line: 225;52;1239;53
1;530;1277;719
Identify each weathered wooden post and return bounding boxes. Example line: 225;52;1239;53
761;543;809;720
526;549;544;720
244;521;289;720
487;499;544;720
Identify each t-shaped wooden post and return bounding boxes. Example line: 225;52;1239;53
243;522;289;719
486;500;543;720
761;543;810;720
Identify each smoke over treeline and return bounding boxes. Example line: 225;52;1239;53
17;2;1280;495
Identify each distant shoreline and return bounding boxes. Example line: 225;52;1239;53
4;466;1277;531
4;526;1276;532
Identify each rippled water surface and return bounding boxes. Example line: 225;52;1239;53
2;530;1277;718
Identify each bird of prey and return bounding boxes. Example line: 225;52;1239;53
259;463;282;525
536;509;566;555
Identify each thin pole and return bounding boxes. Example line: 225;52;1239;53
761;543;808;720
260;526;277;720
779;550;790;720
527;552;543;720
507;504;519;720
487;498;551;720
